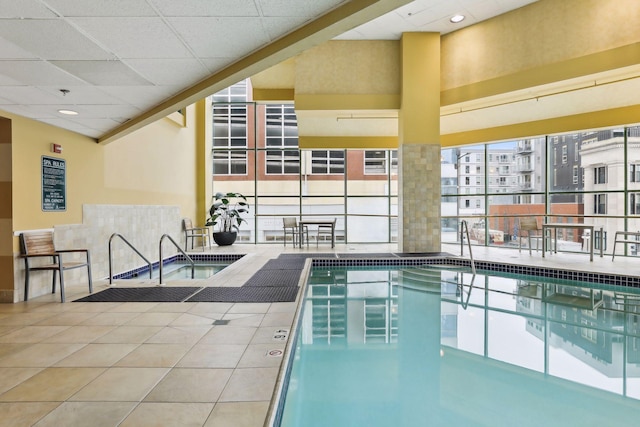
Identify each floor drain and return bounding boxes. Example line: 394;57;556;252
212;319;230;325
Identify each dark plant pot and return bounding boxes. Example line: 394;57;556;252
213;231;237;246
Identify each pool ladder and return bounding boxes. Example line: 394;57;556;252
459;220;476;274
159;234;195;284
108;233;153;284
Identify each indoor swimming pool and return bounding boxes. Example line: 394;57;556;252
112;254;243;281
274;262;640;426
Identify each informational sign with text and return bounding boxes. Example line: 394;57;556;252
42;156;66;211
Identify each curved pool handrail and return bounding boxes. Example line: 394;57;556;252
108;233;153;284
159;234;195;284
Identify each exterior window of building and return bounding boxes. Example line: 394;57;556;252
476;166;481;173
465;165;470;174
594;194;607;214
465;177;470;185
594;166;607;184
312;150;344;174
572;165;579;184
475;200;481;208
465;199;470;208
631;164;640;182
574;143;579;161
212;103;248;175
631;193;640;215
266;105;299;174
364;151;397;175
561;145;567;164
553;148;557;165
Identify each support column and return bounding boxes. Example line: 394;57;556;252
0;117;14;302
398;33;440;253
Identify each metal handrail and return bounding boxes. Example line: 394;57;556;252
159;234;194;284
459;220;476;274
108;233;153;284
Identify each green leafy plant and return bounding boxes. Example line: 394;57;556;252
206;192;249;233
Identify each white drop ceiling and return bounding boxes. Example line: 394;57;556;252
0;0;538;141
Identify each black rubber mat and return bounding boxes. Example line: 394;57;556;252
74;287;202;303
278;253;336;259
244;269;302;287
260;258;307;270
186;286;299;302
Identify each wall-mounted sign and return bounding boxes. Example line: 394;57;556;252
42;156;66;211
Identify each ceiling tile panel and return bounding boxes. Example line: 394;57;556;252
257;0;347;17
98;85;182;108
37;86;128;105
70;17;193;59
0;20;114;60
0;86;68;105
0;60;87;85
150;0;260;17
44;0;157;17
261;17;312;42
168;17;270;58
125;58;210;86
50;60;153;86
0;0;58;18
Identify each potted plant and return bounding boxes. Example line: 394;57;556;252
206;192;249;246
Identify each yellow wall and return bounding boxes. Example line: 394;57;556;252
7;104;201;234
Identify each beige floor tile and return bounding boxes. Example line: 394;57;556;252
237;344;285;368
170;312;220;326
0;367;43;394
115;343;191;367
204;401;270;427
93;325;163;343
188;302;233;315
221;313;265;327
260;312;295;327
0;343;30;359
33;311;98;326
54;343;139;367
200;326;257;345
0;312;58;326
67;302;122;313
218;367;279;402
0;326;71;343
250;326;290;345
125;312;182;326
120;402;214;427
147;302;195;313
0;343;86;367
146;325;211;344
79;311;141;326
32;401;135;427
42;325;115;343
108;302;158;313
68;367;169;401
0;326;20;337
0;402;60;427
145;368;233;402
177;344;247;369
227;303;271;314
0;367;105;401
267;302;297;313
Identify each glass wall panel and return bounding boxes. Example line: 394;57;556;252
346;149;394;196
346;216;389;243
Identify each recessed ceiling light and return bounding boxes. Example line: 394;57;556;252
450;14;465;23
58;109;78;116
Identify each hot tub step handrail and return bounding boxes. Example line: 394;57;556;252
159;234;195;284
460;220;476;274
109;233;153;284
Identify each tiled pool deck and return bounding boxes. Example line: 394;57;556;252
1;243;638;426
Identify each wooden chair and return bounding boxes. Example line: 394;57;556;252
183;218;209;251
283;217;308;247
19;231;92;303
518;217;543;255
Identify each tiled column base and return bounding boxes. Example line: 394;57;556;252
399;144;441;253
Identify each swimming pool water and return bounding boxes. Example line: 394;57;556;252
125;261;230;280
277;265;640;426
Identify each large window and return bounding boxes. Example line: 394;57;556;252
594;166;607;184
364;150;397;174
311;150;345;174
265;105;299;175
